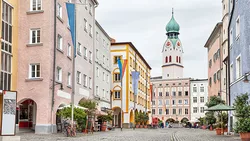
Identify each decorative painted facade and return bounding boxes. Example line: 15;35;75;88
111;41;151;128
228;0;250;131
190;79;208;122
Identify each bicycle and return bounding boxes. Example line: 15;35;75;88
62;120;77;137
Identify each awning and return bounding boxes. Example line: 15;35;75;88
95;110;108;116
58;104;88;110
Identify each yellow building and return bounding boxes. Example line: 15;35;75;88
0;0;18;91
111;41;151;128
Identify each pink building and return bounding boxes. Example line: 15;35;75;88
17;0;73;134
204;22;223;100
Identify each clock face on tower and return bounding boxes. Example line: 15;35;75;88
177;42;181;47
166;41;171;47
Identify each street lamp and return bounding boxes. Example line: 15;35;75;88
243;73;249;83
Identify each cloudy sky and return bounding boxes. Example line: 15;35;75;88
96;0;222;79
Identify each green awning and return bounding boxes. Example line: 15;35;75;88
204;103;235;111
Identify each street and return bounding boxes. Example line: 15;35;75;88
19;128;241;141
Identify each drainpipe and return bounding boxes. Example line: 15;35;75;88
51;0;57;133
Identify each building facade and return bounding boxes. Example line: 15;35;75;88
74;0;98;104
190;79;208;122
111;41;151;128
17;0;78;134
94;20;112;112
228;0;250;130
151;11;190;122
0;0;18;91
204;22;224;101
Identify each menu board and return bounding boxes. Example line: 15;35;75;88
1;91;17;136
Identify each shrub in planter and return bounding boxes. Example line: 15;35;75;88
233;93;250;141
215;122;223;135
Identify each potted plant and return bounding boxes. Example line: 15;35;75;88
142;113;149;128
215;122;223;135
135;113;140;128
233;93;250;141
139;113;144;128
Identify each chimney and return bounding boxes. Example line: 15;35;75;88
111;38;116;43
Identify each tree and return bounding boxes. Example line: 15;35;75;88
57;106;87;131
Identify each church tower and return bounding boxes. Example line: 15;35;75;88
162;9;184;79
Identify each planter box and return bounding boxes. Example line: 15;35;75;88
240;132;250;141
139;125;143;128
216;128;223;135
144;125;147;128
136;125;140;128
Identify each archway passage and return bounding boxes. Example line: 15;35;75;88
130;110;134;124
112;107;121;128
181;117;189;123
56;103;67;133
166;118;175;123
18;99;37;132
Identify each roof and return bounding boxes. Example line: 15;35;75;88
111;42;152;70
166;14;180;33
95;20;112;41
204;22;222;48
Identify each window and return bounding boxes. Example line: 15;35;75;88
159;92;162;97
83;74;87;87
179;109;182;115
31;0;42;11
89;77;92;88
184;99;188;105
114;73;121;81
159;109;162;115
169;56;172;62
193;97;197;103
172;100;175;105
57;3;62;18
217;70;221;80
230;64;233;83
209;59;212;68
103;55;105;64
114;56;121;64
200;97;205;103
30;29;41;44
176;56;178;63
178;91;182;96
96;32;99;41
84;47;87;59
165;56;168;63
57;34;63;50
230;29;233;46
152;100;155;105
178;100;182;104
77;43;82;55
67;73;71;86
76;71;81;84
185;109;188;115
193;107;198;113
57;67;62;82
89;51;92;62
29;64;41;78
166;100;169;105
84;19;87;32
96;49;99;59
209;77;212;86
107;74;109;82
213;73;217;83
89;3;92;15
172;109;176;114
103;72;105;81
200;107;204;113
172;91;176;96
103;89;105;98
166;109;169;115
179;57;181;63
67;44;72;57
185;91;188;96
236;56;241;79
193;87;197;92
114;91;121;99
89;24;93;37
96;67;99;77
200;87;204;92
166;92;169;96
158;100;162;105
236;16;240;38
84;0;88;9
0;2;12;90
96;86;99;95
152;109;155;115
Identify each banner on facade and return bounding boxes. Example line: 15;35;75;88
117;58;127;80
132;71;140;95
1;91;17;135
66;3;76;57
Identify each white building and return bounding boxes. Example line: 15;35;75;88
190;79;208;122
94;20;112;111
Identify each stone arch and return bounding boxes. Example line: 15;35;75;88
129;109;134;124
166;118;175;123
112;107;122;127
181;117;189;123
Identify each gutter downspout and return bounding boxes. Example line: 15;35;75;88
51;0;57;133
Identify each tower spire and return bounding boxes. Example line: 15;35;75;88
172;8;174;15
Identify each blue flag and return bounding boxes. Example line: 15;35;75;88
132;71;140;95
66;3;76;57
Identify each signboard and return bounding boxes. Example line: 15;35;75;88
1;91;17;136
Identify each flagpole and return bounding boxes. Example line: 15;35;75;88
133;54;137;130
121;77;123;131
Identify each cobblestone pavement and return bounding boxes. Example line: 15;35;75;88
19;128;241;141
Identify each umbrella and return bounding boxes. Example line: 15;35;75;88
204;103;235;134
58;104;88;110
